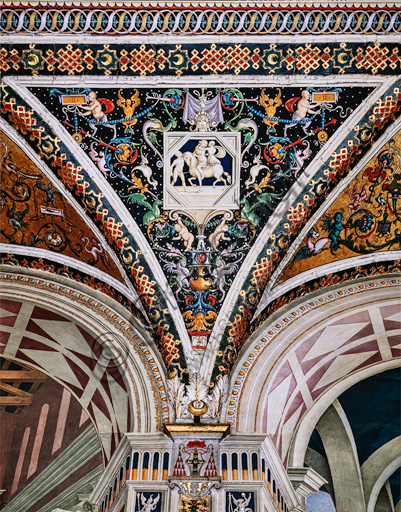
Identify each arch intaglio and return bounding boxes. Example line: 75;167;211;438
0;2;400;511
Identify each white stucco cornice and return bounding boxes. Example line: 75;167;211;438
227;275;401;435
0;243;145;315
3;34;400;46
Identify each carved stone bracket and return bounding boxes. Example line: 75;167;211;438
287;467;327;510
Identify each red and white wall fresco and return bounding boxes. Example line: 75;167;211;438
0;298;131;460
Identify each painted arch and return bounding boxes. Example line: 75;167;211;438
0;269;169;461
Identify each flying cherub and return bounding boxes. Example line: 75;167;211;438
260;88;282;134
78;90;116;138
284;90;321;138
117;89;141;134
173;216;195;251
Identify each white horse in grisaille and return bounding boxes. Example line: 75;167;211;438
182;151;232;188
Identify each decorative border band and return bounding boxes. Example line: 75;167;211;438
1;9;400;35
1;43;400;76
0;252;147;324
0;269;171;426
251;260;401;336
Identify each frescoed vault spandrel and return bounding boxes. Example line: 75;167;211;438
0;132;124;282
278;128;401;284
31;85;372;346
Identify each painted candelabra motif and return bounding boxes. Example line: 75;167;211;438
34;85;371;345
278;131;401;284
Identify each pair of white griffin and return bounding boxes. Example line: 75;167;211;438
171;140;231;189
